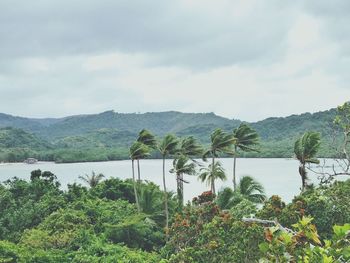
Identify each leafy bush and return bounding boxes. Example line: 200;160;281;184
258;180;350;238
162;196;264;262
0;174;64;242
259;217;350;262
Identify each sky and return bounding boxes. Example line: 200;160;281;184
0;0;349;121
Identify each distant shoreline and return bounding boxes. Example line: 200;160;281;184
0;157;304;166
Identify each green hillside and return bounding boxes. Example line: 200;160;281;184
0;107;342;162
53;128;135;149
0;127;51;149
0;111;238;140
0;127;52;162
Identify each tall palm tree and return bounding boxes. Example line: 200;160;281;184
136;129;157;181
174;136;203;206
170;155;196;210
79;171;104;188
158;134;179;230
232;124;259;190
294;131;321;192
199;161;227;195
203;128;235;194
130;141;150;212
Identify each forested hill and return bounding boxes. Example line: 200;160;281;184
0;108;338;162
0;127;51;150
0;111;239;140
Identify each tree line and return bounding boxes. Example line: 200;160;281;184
124;102;350;230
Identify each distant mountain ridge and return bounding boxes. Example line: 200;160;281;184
0;108;339;162
0;108;336;140
0;110;241;140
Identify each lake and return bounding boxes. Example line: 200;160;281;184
0;158;331;203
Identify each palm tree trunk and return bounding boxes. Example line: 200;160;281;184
211;156;216;195
162;156;169;231
299;163;306;192
132;160;140;212
302;163;307;191
176;173;182;210
137;159;141;182
180;174;184;208
233;146;237;191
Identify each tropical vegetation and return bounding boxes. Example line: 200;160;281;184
0;102;349;262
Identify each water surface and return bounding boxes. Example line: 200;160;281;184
0;158;330;203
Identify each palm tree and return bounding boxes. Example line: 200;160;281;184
232;124;259;190
138;182;165;225
174;136;203;208
294;131;321;192
158;134;179;230
179;136;204;160
79;171;104;188
203;128;235;194
170;155;196;210
217;176;266;209
130;141;151;212
136;129;157;181
199;161;227;195
237;176;266;203
216;187;237;209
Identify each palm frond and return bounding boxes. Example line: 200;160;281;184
79;171;105;188
179;136;204;157
237;175;266;204
158;134;179;157
199;161;227;185
170;155;197;176
130;141;151;160
205;128;235;158
294;131;321;164
233;123;260;154
137;129;157;149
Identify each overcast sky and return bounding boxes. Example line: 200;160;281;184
0;0;349;121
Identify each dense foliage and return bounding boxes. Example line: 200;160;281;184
0;173;169;262
0;170;349;262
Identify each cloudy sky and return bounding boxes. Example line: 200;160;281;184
0;0;349;121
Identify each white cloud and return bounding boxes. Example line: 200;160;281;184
0;1;349;120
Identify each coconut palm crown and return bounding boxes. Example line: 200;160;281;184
137;129;157;149
79;171;104;188
199;161;227;195
216;176;266;209
203;128;235;160
237;175;266;203
179;136;203;158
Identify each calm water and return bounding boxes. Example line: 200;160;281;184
0;158;328;203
